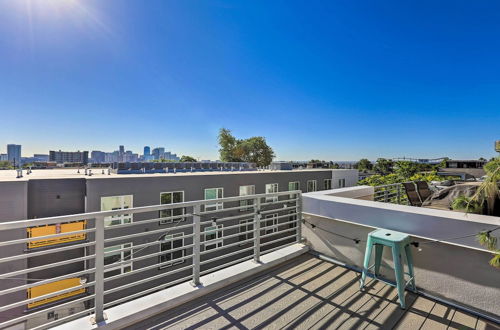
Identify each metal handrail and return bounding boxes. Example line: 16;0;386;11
0;191;303;329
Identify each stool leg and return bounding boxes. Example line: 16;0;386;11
374;244;383;277
360;237;373;290
404;244;416;292
392;245;406;309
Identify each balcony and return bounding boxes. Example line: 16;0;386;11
0;189;499;329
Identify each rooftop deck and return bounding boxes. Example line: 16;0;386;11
125;254;496;330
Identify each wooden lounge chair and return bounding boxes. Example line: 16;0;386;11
415;181;433;203
402;182;422;207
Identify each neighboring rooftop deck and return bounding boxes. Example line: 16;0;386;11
125;254;496;330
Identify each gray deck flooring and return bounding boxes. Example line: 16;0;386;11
127;254;499;330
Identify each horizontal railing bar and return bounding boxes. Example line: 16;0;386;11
0;255;95;279
104;225;194;243
200;246;254;265
0;241;95;264
260;205;297;215
0;295;95;329
103;245;194;273
0;228;95;248
104;253;193;283
200;255;254;276
200;204;256;216
260;233;297;247
260;227;297;240
259;214;299;224
201;228;254;244
103;236;194;257
260;197;299;207
104;264;193;295
200;237;255;256
105;214;192;230
260;222;299;235
207;221;252;232
202;211;256;223
0;281;94;313
0;268;95;297
0;191;301;231
103;274;193;308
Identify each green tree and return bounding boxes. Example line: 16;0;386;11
180;155;197;162
218;128;275;167
394;161;420;180
356;158;373;172
0;161;13;169
373;158;394;175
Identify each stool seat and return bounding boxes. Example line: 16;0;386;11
369;229;410;243
360;229;416;309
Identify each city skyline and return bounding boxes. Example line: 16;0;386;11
1;1;500;160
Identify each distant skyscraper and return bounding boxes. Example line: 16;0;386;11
7;144;21;167
91;151;106;163
119;145;125;162
144;146;150;157
152;147;165;160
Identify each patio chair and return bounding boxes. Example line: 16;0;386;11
402;182;422;207
416;181;433;203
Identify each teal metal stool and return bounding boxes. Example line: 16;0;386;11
359;229;416;309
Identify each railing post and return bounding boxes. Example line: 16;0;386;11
296;192;302;243
384;189;389;203
93;216;106;325
253;198;261;263
397;184;402;205
191;204;201;286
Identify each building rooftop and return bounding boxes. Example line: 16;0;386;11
0;168;339;182
124;254;493;330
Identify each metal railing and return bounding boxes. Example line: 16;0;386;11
0;191;302;329
373;183;409;205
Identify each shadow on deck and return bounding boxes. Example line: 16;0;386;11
125;254;499;330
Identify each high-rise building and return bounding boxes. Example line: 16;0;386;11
144;146;150;157
90;151;106;163
152;147;165;160
49;150;89;165
119;145;125;162
0;154;7;161
7;144;21;167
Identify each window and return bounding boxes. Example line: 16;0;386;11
239;219;254;244
101;195;133;227
104;243;133;278
239;185;255;211
204;224;223;250
27;278;86;309
338;178;346;188
159;233;185;268
307;180;317;192
204;188;224;211
264;213;278;235
265;183;279;202
288;181;300;191
159;191;185;224
27;221;87;249
324;179;332;190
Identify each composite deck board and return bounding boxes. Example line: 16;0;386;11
123;254;496;330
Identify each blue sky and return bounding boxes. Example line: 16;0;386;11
0;0;499;160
